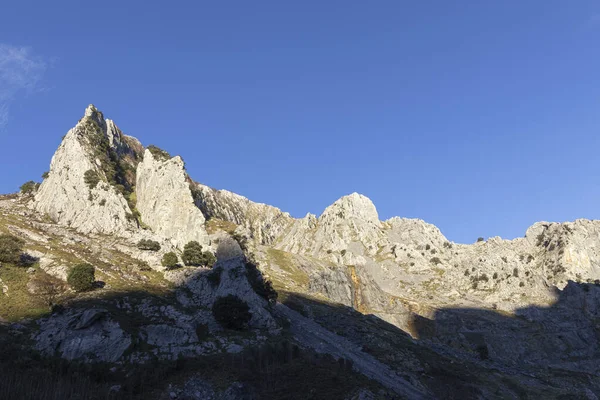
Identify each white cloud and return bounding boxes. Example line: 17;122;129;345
0;44;47;129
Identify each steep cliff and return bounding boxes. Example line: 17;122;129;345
136;150;209;249
34;105;140;235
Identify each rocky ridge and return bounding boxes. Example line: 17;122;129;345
1;104;599;398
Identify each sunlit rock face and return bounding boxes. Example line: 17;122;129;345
34;105;137;235
136;149;209;249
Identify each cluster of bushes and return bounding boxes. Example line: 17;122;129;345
470;273;489;289
212;294;251;330
136;239;161;251
67;263;95;292
182;241;216;267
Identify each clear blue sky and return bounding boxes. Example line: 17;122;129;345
1;1;599;244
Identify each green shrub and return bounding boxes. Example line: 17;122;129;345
19;253;38;267
19;181;39;194
182;241;216;267
430;257;442;265
182;241;203;266
137;239;161;251
212;295;251;330
161;252;179;270
84;170;100;189
477;237;485;242
41;171;49;179
0;234;25;263
67;264;95;292
202;251;216;267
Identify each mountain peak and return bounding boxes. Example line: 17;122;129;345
320;192;379;224
82;104;107;133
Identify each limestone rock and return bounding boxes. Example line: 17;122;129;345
192;183;293;245
184;253;277;330
33;105;137;235
35;308;131;362
136;149;209;249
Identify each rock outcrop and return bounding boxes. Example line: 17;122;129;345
136;150;209;249
34;105;138;235
35;309;132;362
192;183;293;245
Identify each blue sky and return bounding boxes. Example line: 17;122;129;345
1;1;599;243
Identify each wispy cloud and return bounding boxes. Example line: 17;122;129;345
0;44;47;129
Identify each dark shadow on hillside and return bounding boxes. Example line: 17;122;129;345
3;254;600;400
281;281;600;399
0;268;386;400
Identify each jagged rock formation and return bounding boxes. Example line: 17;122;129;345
34;105;139;235
136;150;209;249
192;183;293;245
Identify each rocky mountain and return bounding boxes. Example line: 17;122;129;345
1;105;599;399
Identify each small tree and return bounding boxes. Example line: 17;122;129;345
67;264;95;292
20;181;39;195
477;237;485;242
212;295;251;330
182;241;204;266
42;171;49;179
137;239;161;251
0;234;25;263
161;252;179;270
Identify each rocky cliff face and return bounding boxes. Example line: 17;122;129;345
136;150;209;249
33;105;138;235
192;183;293;245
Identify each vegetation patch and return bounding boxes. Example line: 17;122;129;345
83;169;100;190
136;239;161;251
161;252;179;270
206;218;238;235
182;241;216;267
266;249;309;287
0;234;25;263
20;181;39;195
67;263;96;292
147;145;171;161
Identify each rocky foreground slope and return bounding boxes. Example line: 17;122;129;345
1;105;600;399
